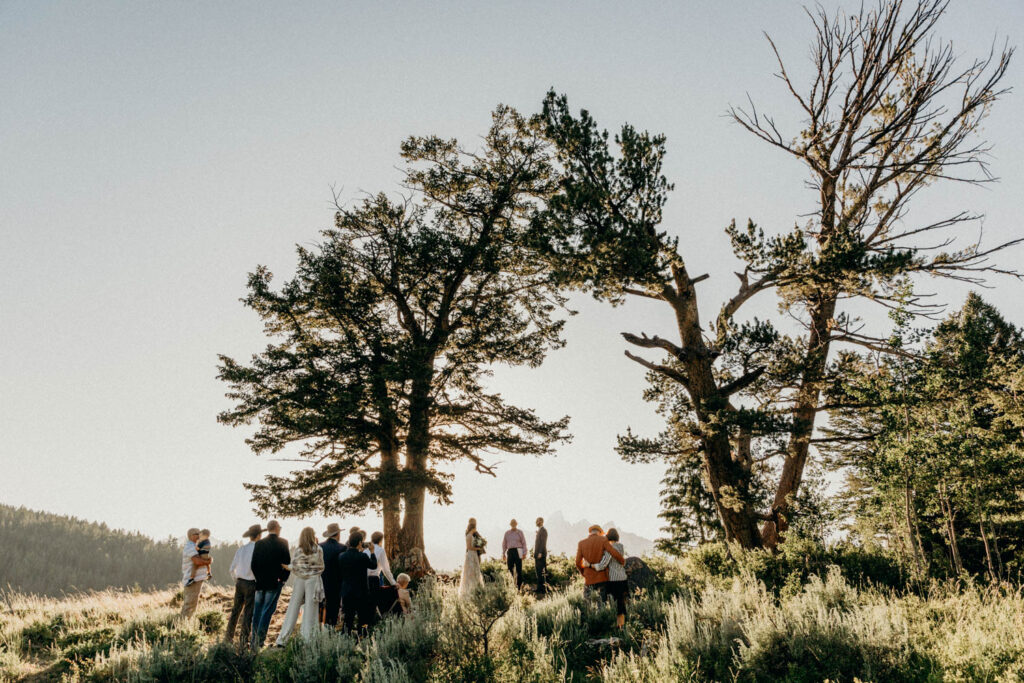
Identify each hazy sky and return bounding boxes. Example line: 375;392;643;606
3;1;1023;570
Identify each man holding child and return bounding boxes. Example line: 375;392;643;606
179;527;212;619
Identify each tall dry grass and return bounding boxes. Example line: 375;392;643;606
3;559;1024;681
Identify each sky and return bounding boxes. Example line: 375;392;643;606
2;1;1023;570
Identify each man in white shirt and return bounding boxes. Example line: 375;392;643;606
225;524;262;647
366;531;396;588
179;527;212;619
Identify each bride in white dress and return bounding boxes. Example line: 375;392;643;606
459;517;485;598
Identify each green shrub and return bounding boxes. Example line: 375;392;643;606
191;642;255;682
18;619;56;651
364;605;439;680
253;629;362;683
666;538;907;596
195;609;224;635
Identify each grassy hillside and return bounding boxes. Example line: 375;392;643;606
0;505;237;597
2;543;1023;681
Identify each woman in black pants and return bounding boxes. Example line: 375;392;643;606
593;528;628;629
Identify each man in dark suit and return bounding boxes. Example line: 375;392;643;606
337;531;377;634
534;517;548;596
249;520;290;650
319;522;344;628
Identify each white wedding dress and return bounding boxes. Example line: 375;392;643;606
459;532;484;598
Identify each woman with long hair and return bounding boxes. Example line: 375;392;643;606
458;517;486;598
592;527;628;628
275;526;325;644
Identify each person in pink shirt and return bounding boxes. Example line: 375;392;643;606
501;519;528;589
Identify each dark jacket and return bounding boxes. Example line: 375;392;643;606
535;526;548;559
320;537;344;588
251;534;291;591
337;547;377;596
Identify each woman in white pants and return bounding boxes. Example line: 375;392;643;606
275;526;325;644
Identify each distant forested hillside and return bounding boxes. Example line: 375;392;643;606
0;505;238;596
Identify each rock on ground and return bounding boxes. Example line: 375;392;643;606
624;556;656;592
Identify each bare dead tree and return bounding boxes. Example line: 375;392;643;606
729;0;1018;546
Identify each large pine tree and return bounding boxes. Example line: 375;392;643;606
219;107;570;570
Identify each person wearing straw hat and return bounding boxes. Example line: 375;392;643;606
225;524;263;647
319;522;344;628
575;524;624;598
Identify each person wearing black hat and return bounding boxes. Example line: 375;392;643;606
319;522;344;628
225;524;262;648
337;531;377;634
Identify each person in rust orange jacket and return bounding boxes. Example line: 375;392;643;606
575;525;625;596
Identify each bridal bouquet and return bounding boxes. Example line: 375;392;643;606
472;533;487;554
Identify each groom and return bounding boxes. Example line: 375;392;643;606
534;517;548;596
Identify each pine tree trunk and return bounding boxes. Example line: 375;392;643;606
991;521;1005;581
391;366;435;576
372;345;403;558
979;520;997;583
663;268;764;549
703;433;763;548
938;481;964;576
382;493;401;560
904;483;924;579
688;350;762;547
762;296;837;547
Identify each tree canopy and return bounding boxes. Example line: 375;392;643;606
219;107;571;567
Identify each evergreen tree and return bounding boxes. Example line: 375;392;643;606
824;294;1024;580
219;107;570;569
534;0;1016;548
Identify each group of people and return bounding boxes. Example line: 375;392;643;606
179;521;412;650
459;517;630;628
459;517;549;598
179;514;632;648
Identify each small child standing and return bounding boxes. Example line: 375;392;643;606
186;529;212;587
396;573;413;615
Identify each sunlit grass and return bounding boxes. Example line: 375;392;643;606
2;561;1024;681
